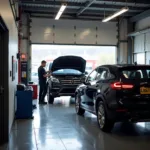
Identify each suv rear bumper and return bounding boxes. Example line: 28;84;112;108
115;110;150;122
108;97;150;110
108;104;150;122
107;100;150;122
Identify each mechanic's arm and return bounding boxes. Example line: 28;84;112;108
43;70;51;78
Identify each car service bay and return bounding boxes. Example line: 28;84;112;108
1;0;150;150
31;44;116;83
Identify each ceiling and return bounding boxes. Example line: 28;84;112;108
19;0;150;21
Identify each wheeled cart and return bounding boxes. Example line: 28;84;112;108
16;90;33;119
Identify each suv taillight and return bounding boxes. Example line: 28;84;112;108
110;82;134;90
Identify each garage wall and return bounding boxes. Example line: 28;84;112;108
134;34;145;53
135;16;150;31
134;17;150;64
31;18;117;45
0;0;18;132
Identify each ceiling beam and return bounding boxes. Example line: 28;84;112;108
30;14;104;21
20;0;150;6
95;0;150;7
130;9;150;22
21;4;143;13
76;0;95;16
24;9;134;17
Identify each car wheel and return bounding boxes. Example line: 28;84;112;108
47;88;54;104
97;101;114;132
75;94;85;115
48;95;54;104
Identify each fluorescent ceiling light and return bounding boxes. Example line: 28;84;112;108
55;4;67;20
102;7;129;22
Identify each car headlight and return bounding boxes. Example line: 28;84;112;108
51;77;60;83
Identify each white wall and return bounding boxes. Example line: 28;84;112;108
31;18;117;45
135;16;150;30
0;0;18;132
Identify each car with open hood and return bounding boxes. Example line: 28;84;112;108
47;56;86;104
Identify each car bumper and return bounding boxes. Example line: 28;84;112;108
50;86;77;97
108;103;150;122
115;110;150;122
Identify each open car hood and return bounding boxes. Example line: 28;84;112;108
51;56;86;73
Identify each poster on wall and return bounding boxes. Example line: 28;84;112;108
21;61;28;85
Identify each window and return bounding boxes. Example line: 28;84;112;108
87;69;97;81
53;69;82;75
120;67;150;79
147;70;150;78
96;68;109;80
101;70;108;79
96;68;102;80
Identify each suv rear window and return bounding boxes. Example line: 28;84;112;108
119;67;150;79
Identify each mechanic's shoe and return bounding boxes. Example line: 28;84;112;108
39;102;47;105
48;101;54;104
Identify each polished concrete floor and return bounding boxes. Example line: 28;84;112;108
1;97;150;150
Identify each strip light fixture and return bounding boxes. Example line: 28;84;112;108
102;7;129;22
55;3;67;20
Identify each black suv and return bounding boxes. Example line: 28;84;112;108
47;56;86;104
75;64;150;132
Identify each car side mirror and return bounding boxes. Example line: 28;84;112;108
83;77;90;85
85;81;90;85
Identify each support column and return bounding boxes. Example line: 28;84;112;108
27;15;32;82
20;13;31;84
127;20;134;64
118;18;128;64
118;18;134;64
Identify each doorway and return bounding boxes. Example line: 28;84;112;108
31;44;116;83
0;17;9;145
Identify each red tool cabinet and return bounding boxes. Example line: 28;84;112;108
28;84;38;99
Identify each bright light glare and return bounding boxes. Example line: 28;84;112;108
102;7;129;22
55;4;67;20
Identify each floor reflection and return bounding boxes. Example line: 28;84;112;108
5;97;150;150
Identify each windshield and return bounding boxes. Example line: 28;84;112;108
120;67;150;79
52;69;82;75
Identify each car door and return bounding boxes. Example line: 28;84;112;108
80;69;98;111
96;67;115;105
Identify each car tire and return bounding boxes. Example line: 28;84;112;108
48;95;54;104
47;88;54;104
97;101;114;132
75;94;85;115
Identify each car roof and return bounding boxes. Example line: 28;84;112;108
101;64;150;69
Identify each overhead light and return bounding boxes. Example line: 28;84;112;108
55;4;67;20
102;7;129;22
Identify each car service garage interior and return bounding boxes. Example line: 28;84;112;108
1;0;150;150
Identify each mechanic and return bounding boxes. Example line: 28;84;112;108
38;60;50;105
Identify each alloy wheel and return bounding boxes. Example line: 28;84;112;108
75;96;80;113
98;105;105;129
47;88;49;101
